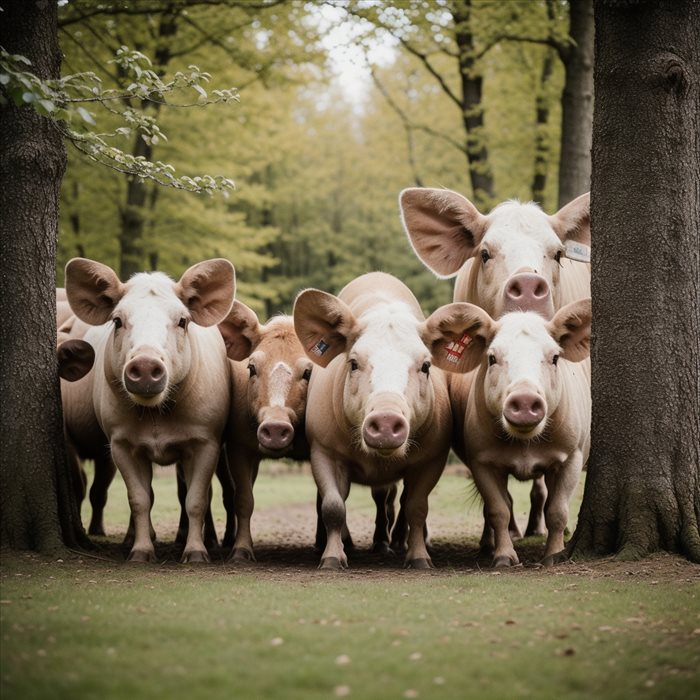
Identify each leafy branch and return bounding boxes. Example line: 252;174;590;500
0;46;238;195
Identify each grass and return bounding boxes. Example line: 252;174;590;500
2;463;699;700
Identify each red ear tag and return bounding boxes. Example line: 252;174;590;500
445;333;472;364
311;338;330;356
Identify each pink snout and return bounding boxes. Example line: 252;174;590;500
362;411;409;452
124;356;167;397
257;420;294;453
503;273;552;318
503;391;546;430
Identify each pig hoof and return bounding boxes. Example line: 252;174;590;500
541;550;567;567
230;548;256;563
181;550;210;564
88;525;106;537
372;542;394;555
319;557;345;571
493;556;516;569
524;527;546;537
127;550;156;564
405;558;433;570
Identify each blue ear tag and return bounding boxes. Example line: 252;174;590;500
445;333;472;364
564;240;591;263
311;339;330;357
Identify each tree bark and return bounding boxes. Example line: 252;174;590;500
557;0;594;207
568;0;700;562
0;0;84;552
452;0;495;208
118;10;178;280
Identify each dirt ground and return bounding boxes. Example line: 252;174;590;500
76;492;700;586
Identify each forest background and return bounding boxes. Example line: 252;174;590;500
55;0;582;317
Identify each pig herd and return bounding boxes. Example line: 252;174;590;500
55;187;592;570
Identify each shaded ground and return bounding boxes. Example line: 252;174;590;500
71;466;699;586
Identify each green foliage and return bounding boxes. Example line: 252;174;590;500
50;0;576;312
0;46;237;195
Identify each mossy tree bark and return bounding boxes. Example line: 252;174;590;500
568;0;700;562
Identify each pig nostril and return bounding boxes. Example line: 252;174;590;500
151;365;163;380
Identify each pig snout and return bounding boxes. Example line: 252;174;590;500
503;391;545;431
257;420;294;453
124;356;167;397
503;273;552;317
362;411;409;452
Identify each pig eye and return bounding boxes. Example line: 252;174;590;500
302;368;312;381
552;354;559;366
113;317;122;329
420;361;430;375
480;249;491;264
554;250;563;266
248;364;257;378
349;359;359;372
488;354;497;367
178;317;187;329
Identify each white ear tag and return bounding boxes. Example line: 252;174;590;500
564;240;591;263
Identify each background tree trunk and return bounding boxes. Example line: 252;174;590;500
568;0;700;562
557;0;594;207
453;0;495;208
0;0;84;551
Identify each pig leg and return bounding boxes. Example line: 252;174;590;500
88;451;116;536
524;476;547;537
541;452;583;566
227;447;259;562
179;442;221;564
112;446;156;563
371;484;397;554
217;447;236;549
471;465;519;567
312;448;350;570
402;465;443;569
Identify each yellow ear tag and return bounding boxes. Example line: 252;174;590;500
445;333;472;364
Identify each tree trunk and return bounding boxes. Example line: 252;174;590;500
118;10;178;280
452;0;495;209
568;0;700;562
557;0;594;207
0;0;84;552
531;0;556;205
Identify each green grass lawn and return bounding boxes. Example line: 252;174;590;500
2;464;699;700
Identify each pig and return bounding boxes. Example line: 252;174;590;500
58;313;117;537
57;336;96;506
65;257;235;563
294;271;482;570
448;298;592;567
217;302;314;561
400;188;591;538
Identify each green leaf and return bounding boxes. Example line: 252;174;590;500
77;106;96;125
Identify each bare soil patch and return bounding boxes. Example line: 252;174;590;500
76;493;699;586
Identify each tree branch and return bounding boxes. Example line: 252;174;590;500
58;0;288;27
397;37;462;110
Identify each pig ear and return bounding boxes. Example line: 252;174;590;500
421;302;496;373
176;258;236;327
547;298;592;363
293;289;357;368
65;258;124;326
549;192;590;245
57;339;95;382
399;188;488;278
218;301;261;361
